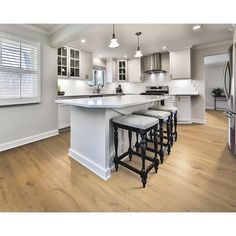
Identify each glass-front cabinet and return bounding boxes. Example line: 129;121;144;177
57;46;80;78
117;60;127;81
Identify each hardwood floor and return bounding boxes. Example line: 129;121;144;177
0;109;236;212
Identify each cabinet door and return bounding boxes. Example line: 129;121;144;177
58;104;70;129
117;60;127;81
127;58;142;82
176;96;191;123
170;48;191;79
106;58;117;83
80;51;92;80
57;46;68;77
69;48;80;78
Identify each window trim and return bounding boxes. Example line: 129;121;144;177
0;32;41;107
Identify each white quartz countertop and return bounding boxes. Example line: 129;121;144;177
56;95;167;109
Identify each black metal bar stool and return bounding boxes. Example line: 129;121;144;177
150;105;178;144
134;109;172;164
112;114;159;188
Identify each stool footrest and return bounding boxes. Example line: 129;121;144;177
118;161;141;175
132;150;155;162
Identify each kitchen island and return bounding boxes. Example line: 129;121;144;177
56;95;167;180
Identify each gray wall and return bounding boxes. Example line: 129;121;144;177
0;25;58;145
205;64;227;109
191;43;231;122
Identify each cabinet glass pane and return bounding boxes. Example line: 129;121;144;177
75;69;79;77
62;57;67;66
121;61;125;67
58;48;61;56
70;49;75;58
75;51;79;59
70;59;75;67
75;60;79;68
58;66;61;75
62;47;67;56
62;67;67;76
57;57;61;65
70;68;75;76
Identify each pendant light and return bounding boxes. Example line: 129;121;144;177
109;24;119;48
134;32;143;58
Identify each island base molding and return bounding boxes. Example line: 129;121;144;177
69;148;111;180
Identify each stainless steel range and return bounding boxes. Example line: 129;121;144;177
141;86;169;95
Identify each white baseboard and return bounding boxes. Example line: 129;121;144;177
69;148;111;181
59;124;70;129
191;119;207;124
177;121;192;124
205;106;214;110
0;130;59;152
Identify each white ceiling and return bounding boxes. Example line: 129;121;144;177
29;24;233;59
31;24;65;34
65;24;233;59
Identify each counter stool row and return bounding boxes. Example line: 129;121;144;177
112;105;178;188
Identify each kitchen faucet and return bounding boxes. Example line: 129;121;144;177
96;83;104;94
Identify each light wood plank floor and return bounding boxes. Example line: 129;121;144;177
0;110;236;212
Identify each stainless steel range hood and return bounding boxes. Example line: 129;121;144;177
142;53;166;73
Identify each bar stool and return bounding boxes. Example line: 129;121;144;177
150;105;178;145
134;110;171;164
112;114;159;188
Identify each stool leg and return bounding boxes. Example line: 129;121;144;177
167;116;171;155
135;132;140;152
159;119;164;164
153;124;159;173
114;126;119;171
140;130;147;188
128;130;133;161
174;111;178;141
170;113;174;147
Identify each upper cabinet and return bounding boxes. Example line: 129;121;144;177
128;58;142;82
80;51;92;80
169;48;191;79
57;46;92;80
117;60;128;81
106;58;117;83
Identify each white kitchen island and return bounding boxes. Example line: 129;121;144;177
56;95;167;180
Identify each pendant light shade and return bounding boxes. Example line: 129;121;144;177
134;32;143;58
109;24;119;48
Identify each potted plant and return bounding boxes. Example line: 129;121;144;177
212;88;224;97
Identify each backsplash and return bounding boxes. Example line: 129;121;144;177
58;77;198;96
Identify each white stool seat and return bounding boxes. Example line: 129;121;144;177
112;114;158;130
154;105;178;112
134;109;171;121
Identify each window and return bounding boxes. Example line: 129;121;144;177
0;33;41;106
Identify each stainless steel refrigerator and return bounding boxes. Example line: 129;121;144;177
223;44;236;154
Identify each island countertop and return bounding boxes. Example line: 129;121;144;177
56;95;167;109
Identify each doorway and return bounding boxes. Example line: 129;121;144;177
204;53;229;111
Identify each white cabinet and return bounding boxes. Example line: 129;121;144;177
117;60;128;81
57;47;92;80
127;58;142;82
170;48;191;79
164;96;176;106
58;104;70;129
176;96;191;123
80;51;92;80
106;58;117;83
57;46;80;78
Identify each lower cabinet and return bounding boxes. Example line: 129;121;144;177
176;96;192;123
58;104;70;129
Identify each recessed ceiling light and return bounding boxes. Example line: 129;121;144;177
192;25;202;31
162;46;168;50
80;39;86;43
124;55;127;58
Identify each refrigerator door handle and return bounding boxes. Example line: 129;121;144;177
224;109;234;118
223;61;230;100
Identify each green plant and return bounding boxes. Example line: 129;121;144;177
212;88;224;96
